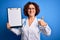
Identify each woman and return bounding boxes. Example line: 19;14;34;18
7;2;51;40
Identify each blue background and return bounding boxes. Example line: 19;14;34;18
0;0;60;40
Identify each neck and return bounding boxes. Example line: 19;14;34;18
28;16;35;20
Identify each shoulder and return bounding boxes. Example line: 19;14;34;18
22;18;26;21
36;18;41;21
22;18;27;23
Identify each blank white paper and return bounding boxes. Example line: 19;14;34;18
8;8;22;26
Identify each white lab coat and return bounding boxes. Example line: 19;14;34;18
11;17;51;40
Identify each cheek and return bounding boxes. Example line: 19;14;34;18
32;9;36;13
28;10;30;13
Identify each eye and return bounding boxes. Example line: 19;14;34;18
32;8;35;9
28;8;31;10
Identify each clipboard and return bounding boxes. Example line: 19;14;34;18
8;8;22;28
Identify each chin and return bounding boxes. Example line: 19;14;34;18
29;15;35;17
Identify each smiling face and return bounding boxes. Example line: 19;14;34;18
24;2;40;17
28;4;36;17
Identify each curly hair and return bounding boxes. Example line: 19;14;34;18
23;2;40;16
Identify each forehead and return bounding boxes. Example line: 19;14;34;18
28;4;35;8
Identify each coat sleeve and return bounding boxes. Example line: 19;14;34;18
38;19;51;36
39;24;51;36
10;28;22;36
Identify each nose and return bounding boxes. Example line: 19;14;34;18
30;8;32;11
28;8;32;12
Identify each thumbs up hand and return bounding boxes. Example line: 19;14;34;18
38;16;47;27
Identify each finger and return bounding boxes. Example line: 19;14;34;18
41;16;44;20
